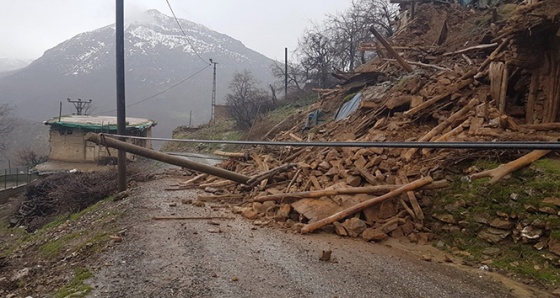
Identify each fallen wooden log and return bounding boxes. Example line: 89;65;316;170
442;43;498;56
213;150;246;158
245;163;298;188
198;194;245;201
520;123;560;131
383;58;451;71
369;26;413;73
469;150;551;185
285;168;302;193
404;78;474;117
300;176;434;234
403;97;478;161
398;173;424;220
252;179;449;203
199;180;235;189
460;36;512;80
422;118;469;155
182;174;208;186
152;216;235;221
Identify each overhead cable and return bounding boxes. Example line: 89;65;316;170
100;64;212;113
165;0;210;65
105;134;560;150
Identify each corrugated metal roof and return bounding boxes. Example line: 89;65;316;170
44;115;156;131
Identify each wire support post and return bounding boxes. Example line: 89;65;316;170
116;0;127;192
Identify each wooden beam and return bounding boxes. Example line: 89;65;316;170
252;179;449;203
369;26;413;73
526;72;539;124
300;176;434;234
404;78;474;117
213;150;246;158
383;59;451;71
520;122;560;130
152;216;235;221
403;97;479;161
443;43;498;56
470;150;551;185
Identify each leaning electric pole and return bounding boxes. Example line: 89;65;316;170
116;0;127;192
210;59;218;126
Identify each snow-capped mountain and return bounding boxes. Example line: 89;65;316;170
0;10;275;137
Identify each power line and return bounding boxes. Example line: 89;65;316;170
104;134;560;150
101;64;212;113
165;0;210;65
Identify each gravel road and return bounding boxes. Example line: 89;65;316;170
86;175;544;298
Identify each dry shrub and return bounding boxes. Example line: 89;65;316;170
13;166;141;231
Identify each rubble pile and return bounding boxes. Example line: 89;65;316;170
176;1;560;257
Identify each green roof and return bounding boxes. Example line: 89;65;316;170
45;115;156;131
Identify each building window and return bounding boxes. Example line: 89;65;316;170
59;128;73;135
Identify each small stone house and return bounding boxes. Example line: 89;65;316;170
44;115;156;163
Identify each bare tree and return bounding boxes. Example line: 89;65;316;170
17;148;48;168
295;0;397;87
0;104;15;152
226;70;273;130
359;0;397;37
297;26;340;88
271;61;307;94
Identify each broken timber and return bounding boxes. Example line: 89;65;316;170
85;133;251;184
369;26;413;73
300;176;434;234
469;150;551;185
253;179;449;203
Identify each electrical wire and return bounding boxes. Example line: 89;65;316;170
165;0;210;65
100;64;212;114
104;134;560;150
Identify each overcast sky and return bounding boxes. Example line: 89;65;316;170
0;0;351;61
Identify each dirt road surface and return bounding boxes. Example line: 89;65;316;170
87;174;544;298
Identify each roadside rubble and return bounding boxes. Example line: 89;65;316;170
166;1;560;266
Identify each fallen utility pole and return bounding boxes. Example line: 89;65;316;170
85;133;250;184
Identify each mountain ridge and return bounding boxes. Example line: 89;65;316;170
0;9;276;138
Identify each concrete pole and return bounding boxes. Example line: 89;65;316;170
116;0;127;192
85;133;251;184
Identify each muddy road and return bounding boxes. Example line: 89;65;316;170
86;175;543;298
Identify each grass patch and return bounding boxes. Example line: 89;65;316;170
163;92;318;153
75;232;110;255
431;158;560;286
39;231;83;259
53;268;93;298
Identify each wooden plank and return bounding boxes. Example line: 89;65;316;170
213;150;245;158
301;177;434;234
369;26;413;72
404;79;474;117
292;194;368;223
526;72;539;124
403;97;479;161
252;180;450;203
152;216;235;220
470;150;551;185
398;173;424;220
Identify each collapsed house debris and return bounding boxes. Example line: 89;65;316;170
172;1;560;258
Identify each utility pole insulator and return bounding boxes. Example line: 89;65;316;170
67;98;93;115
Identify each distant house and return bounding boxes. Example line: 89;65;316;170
44;115;156;163
213;105;232;121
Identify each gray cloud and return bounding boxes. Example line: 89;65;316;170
0;0;349;60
